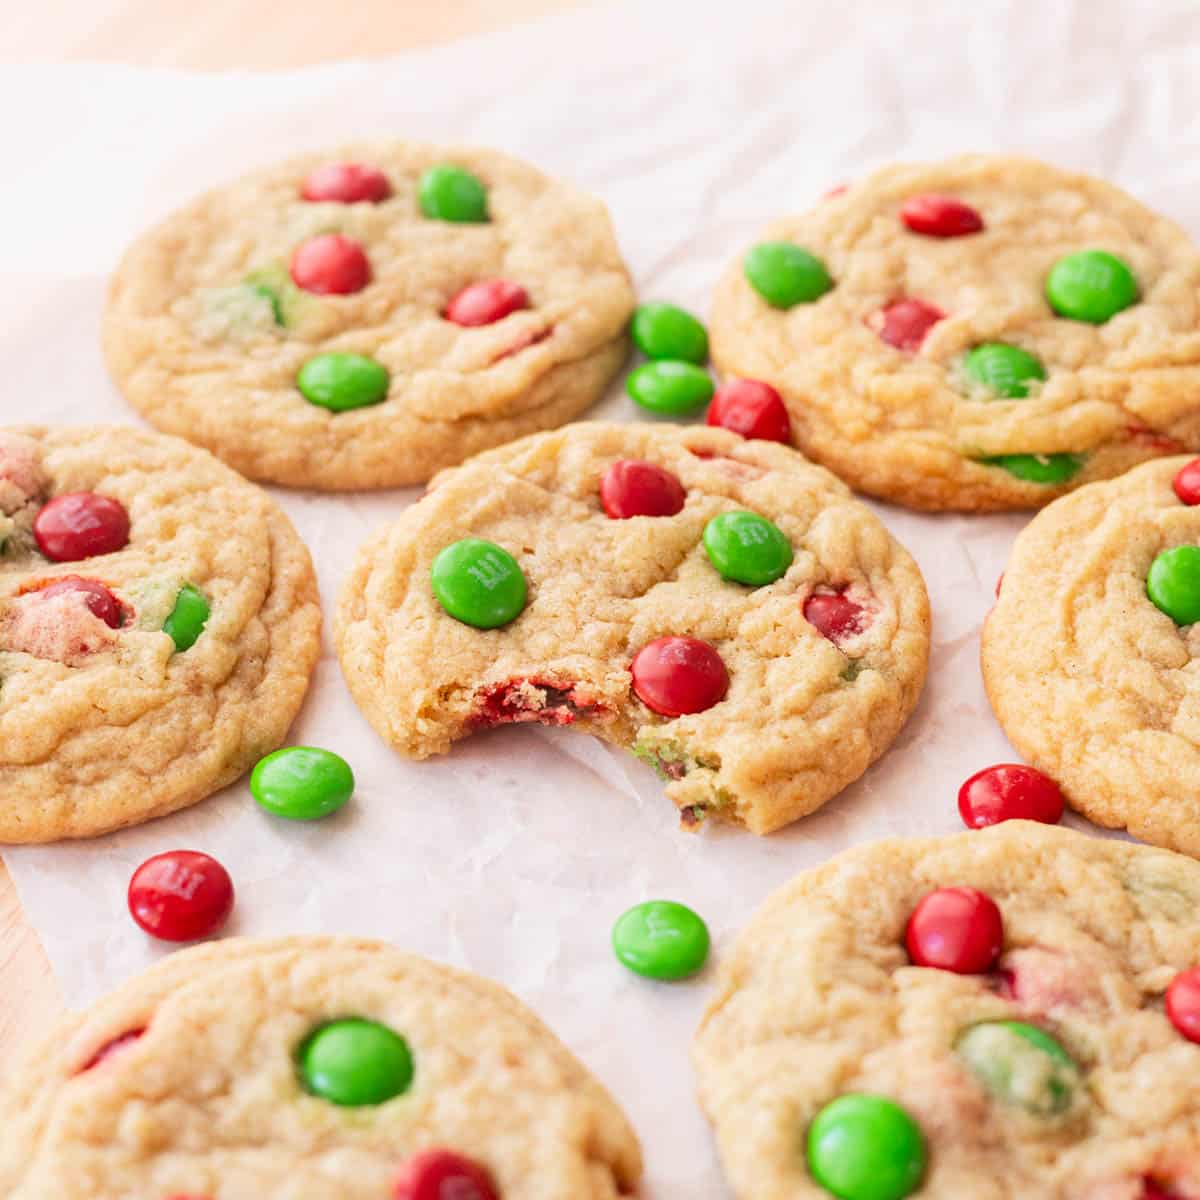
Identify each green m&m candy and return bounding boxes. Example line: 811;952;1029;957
743;242;833;309
612;899;710;980
431;538;527;629
251;746;355;821
418;164;489;223
956;1020;1078;1116
806;1094;927;1200
703;511;793;586
964;343;1046;399
163;584;210;653
630;303;709;364
626;361;714;416
1045;250;1139;324
983;453;1084;485
297;1018;413;1106
297;353;390;413
1147;545;1200;625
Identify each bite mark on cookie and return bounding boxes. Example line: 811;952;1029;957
469;677;612;729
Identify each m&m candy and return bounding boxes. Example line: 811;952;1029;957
301;162;391;204
163;584;210;652
599;460;686;519
251;746;355;821
743;242;833;308
127;850;234;942
1166;966;1200;1043
444;280;529;327
871;298;945;352
290;234;371;295
298;1018;414;1106
702;511;793;586
957;764;1064;829
804;589;868;645
630;636;729;717
418;164;489;223
36;576;124;628
806;1093;927;1200
956;1020;1077;1115
1147;545;1200;625
706;379;791;443
626;361;714;416
612;899;710;981
1173;459;1200;505
1045;250;1138;324
900;193;984;238
631;303;709;364
905;887;1003;974
34;493;130;562
297;353;390;413
964;343;1046;399
431;539;527;629
983;453;1083;485
393;1150;499;1200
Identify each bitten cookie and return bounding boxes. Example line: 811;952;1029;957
0;426;320;842
693;822;1200;1200
0;936;642;1199
103;142;635;490
335;422;930;835
709;154;1200;511
983;454;1200;857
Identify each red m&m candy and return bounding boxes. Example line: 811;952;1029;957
900;194;984;238
869;298;945;353
804;589;868;645
79;1028;144;1073
957;764;1064;829
128;850;234;942
1166;966;1200;1043
631;637;729;717
301;162;391;204
393;1149;499;1200
906;887;1003;974
34;493;130;562
36;576;124;628
290;234;371;295
600;460;686;519
444;280;529;327
706;379;791;443
1173;458;1200;505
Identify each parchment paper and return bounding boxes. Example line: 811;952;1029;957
2;1;1199;1192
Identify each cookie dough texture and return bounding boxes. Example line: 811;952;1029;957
694;822;1200;1199
335;422;930;834
0;936;642;1199
983;456;1200;857
103;141;635;490
0;426;320;842
710;154;1200;511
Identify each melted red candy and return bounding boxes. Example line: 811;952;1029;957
79;1028;145;1073
957;763;1064;829
706;379;791;443
471;678;607;728
393;1150;499;1200
444;279;529;327
868;298;945;352
301;162;391;204
35;576;124;629
630;636;729;717
34;493;130;562
803;589;869;645
127;850;234;943
1173;459;1200;506
900;193;985;237
823;183;849;199
600;459;686;519
491;325;552;362
1166;966;1200;1043
289;233;371;295
906;886;1004;974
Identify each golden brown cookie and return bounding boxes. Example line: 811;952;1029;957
0;935;642;1199
694;822;1200;1200
983;454;1200;856
335;422;929;835
710;154;1200;511
103;142;634;490
0;425;320;842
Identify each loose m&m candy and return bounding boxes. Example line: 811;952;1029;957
631;302;709;364
806;1093;927;1200
612;899;710;980
431;539;527;629
627;361;714;416
706;379;791;443
251;746;355;821
127;850;234;942
957;764;1064;829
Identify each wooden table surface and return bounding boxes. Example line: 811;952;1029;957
0;0;577;1067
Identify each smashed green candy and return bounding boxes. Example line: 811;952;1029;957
964;343;1046;399
956;1020;1078;1116
982;453;1084;484
163;584;210;652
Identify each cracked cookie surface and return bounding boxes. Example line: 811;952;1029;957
334;422;929;834
693;822;1200;1200
103;141;634;490
710;154;1200;511
983;455;1200;857
0;425;320;842
0;935;642;1199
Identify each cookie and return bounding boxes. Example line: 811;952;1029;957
0;935;642;1198
693;821;1200;1200
103;142;635;490
334;422;929;835
709;154;1200;511
0;426;320;842
982;454;1200;857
